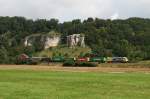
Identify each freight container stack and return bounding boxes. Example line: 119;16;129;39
89;57;107;63
51;56;65;62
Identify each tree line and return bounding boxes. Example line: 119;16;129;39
0;16;150;64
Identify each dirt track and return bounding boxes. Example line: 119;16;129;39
0;65;150;73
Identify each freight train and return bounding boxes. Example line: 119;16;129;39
17;54;129;64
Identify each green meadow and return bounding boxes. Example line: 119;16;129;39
0;70;150;99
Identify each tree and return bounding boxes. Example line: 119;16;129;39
0;16;150;63
0;47;9;64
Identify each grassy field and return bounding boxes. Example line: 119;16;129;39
0;69;150;99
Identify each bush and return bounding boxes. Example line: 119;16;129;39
75;62;98;67
63;61;75;67
27;59;39;65
63;61;98;67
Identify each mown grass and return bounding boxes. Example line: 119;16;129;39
0;70;150;99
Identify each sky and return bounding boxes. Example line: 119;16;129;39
0;0;150;22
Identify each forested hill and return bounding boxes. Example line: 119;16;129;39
0;16;150;64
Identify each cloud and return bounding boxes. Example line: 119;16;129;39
0;0;150;22
111;13;119;20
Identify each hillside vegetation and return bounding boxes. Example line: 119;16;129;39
34;46;91;57
0;16;150;64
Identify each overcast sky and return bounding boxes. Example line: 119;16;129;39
0;0;150;22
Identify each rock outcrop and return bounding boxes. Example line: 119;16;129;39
67;34;85;48
24;32;60;49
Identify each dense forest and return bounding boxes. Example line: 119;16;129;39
0;16;150;64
